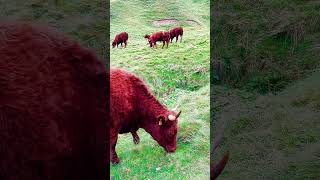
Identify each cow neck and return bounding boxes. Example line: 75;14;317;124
131;75;167;129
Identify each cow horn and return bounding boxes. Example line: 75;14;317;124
176;111;181;119
168;114;176;121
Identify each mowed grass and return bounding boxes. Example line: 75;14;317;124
111;0;210;179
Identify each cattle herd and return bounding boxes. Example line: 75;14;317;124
0;20;228;179
112;27;184;49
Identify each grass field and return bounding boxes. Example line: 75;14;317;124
0;0;107;59
213;69;320;180
111;0;210;179
212;1;320;179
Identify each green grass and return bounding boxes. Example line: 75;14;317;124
212;2;320;178
213;69;320;179
0;0;107;59
212;0;320;94
111;0;209;179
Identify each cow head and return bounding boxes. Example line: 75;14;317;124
153;109;181;153
144;34;150;39
112;41;116;48
144;34;152;47
148;40;153;47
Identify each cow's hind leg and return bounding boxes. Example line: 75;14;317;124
162;41;165;49
131;131;140;144
176;36;178;43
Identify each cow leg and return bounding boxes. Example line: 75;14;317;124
171;37;173;43
154;42;157;48
131;131;140;144
166;40;169;48
110;133;119;164
120;42;123;48
162;41;165;49
180;35;182;43
124;41;127;48
176;36;178;43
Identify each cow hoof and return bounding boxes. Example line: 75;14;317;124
133;137;140;144
111;158;120;164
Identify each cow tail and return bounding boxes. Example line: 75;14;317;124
213;152;229;179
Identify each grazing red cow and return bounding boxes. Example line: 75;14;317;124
0;21;108;180
110;68;181;164
169;27;183;43
144;31;170;48
112;32;128;48
211;132;229;179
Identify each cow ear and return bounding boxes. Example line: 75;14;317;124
157;115;166;126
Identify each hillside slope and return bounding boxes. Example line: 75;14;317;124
212;0;320;94
213;69;320;179
111;0;210;179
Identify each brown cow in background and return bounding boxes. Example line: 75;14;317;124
169;27;183;43
110;68;181;164
144;31;170;48
112;32;128;48
0;20;108;180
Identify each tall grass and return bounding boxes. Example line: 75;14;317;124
212;0;320;94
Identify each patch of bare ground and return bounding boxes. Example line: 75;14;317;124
152;18;201;27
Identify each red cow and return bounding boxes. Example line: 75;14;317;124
144;31;170;48
112;32;128;48
211;132;229;179
169;27;183;43
110;68;181;164
0;21;108;180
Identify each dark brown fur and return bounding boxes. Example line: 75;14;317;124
112;32;128;48
110;68;181;164
145;31;170;48
0;20;108;180
169;27;183;43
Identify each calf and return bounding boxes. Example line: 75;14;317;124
144;31;170;48
169;27;183;43
112;32;128;48
0;20;108;180
110;68;181;164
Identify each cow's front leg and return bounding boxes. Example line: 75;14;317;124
131;130;140;144
162;41;165;49
110;133;119;164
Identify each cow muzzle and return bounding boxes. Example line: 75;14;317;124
165;146;176;153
